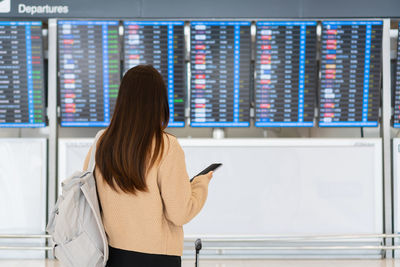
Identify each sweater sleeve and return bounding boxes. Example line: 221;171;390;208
158;137;210;226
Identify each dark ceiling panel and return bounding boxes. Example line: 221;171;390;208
141;0;301;18
302;0;400;18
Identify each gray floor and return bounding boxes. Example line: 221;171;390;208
2;260;400;267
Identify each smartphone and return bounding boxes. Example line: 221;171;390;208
190;163;222;182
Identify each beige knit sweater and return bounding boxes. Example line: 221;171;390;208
83;131;210;256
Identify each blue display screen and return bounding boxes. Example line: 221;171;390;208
190;21;251;127
318;21;382;127
124;21;186;128
58;20;120;127
393;22;400;128
0;21;46;128
254;21;317;128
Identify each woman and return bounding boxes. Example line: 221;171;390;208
83;65;213;267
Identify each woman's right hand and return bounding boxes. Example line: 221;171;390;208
205;171;213;181
192;171;213;184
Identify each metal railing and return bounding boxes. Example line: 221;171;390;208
0;234;52;251
2;234;398;252
181;234;400;257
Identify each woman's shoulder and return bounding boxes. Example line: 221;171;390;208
162;133;183;155
162;132;179;148
158;133;184;167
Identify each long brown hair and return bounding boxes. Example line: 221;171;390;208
96;65;169;194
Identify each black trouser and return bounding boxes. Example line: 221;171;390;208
106;246;181;267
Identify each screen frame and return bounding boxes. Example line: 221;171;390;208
317;20;384;128
254;20;318;128
189;20;252;128
0;20;47;128
123;20;187;128
57;19;121;128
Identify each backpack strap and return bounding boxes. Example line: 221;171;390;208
87;130;104;173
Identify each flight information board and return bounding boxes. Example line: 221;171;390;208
123;21;185;127
58;20;120;127
319;21;382;127
0;21;46;127
393;22;400;128
190;21;251;127
255;21;317;127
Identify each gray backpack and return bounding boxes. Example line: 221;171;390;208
47;132;108;267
